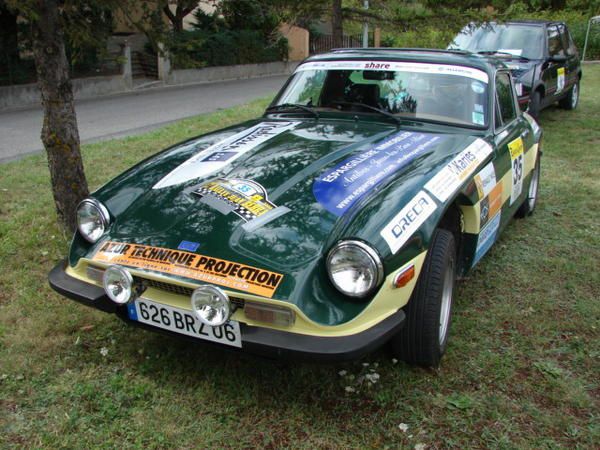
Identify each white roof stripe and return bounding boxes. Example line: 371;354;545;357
296;60;489;83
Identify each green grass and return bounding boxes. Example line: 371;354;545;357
1;69;599;448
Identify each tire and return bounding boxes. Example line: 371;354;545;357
559;81;579;110
516;155;541;218
389;229;456;367
528;90;542;119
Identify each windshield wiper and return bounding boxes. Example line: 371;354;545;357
330;101;403;126
477;50;530;61
265;103;319;118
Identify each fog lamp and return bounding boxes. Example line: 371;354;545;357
191;285;232;327
103;265;134;304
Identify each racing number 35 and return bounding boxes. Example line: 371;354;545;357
138;301;238;342
508;137;525;205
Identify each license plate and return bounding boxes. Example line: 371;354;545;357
127;298;242;348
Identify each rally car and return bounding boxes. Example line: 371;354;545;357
49;48;542;367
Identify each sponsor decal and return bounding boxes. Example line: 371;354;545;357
556;67;566;94
178;240;200;252
508;137;525;206
93;241;283;298
296;60;489;83
479;183;503;229
153;121;297;189
193;178;276;222
313;131;443;216
424;139;493;202
472;111;485;125
473;162;496;199
380;191;437;254
473;212;501;265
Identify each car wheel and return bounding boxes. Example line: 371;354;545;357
528;90;542;119
389;228;456;367
516;155;541;218
559;81;579;110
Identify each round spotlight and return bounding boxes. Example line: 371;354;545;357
103;265;134;304
191;286;231;327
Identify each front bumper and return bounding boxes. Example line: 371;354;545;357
48;260;405;361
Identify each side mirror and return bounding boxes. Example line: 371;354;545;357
550;54;567;63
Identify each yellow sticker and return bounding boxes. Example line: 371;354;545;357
508;137;525;205
508;137;524;160
93;241;283;298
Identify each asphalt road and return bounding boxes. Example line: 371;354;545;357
0;75;288;163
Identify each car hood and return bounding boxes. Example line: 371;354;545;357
79;117;482;321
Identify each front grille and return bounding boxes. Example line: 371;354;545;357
140;278;246;308
87;265;245;308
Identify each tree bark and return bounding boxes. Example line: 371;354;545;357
31;0;88;231
331;0;343;48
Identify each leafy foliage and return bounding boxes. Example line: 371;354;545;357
166;0;288;69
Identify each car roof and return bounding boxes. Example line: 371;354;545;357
304;48;507;74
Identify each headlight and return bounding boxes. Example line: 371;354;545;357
191;285;232;327
103;265;134;304
77;198;110;243
326;240;384;298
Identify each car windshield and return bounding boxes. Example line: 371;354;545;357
272;60;490;128
450;23;545;60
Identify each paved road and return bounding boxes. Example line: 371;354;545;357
0;75;288;162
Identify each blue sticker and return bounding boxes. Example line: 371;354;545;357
178;240;200;252
313;131;443;216
201;151;237;162
127;303;138;321
473;212;500;265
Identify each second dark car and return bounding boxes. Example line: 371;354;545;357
450;20;582;117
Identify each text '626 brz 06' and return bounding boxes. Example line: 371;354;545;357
49;48;542;367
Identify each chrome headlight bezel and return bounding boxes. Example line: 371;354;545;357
191;285;232;327
326;240;384;298
102;265;134;304
77;198;110;243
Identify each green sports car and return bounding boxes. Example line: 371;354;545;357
49;48;542;367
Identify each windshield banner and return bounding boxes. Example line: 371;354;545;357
296;60;489;83
313;131;444;216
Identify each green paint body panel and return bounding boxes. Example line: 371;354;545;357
67;49;542;326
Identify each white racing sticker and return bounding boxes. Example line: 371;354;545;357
380;191;437;254
473;162;497;199
153;121;297;189
295;60;489;83
424;139;493;202
508;137;525;205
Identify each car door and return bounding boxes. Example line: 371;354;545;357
492;71;532;227
544;24;568;102
558;23;579;92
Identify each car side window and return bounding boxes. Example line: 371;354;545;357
557;24;571;55
547;25;566;57
495;72;516;129
561;25;579;56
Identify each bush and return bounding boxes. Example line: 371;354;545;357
166;30;288;69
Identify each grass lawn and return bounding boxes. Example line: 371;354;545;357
1;67;599;449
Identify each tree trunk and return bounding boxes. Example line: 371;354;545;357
31;0;88;231
331;0;343;48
